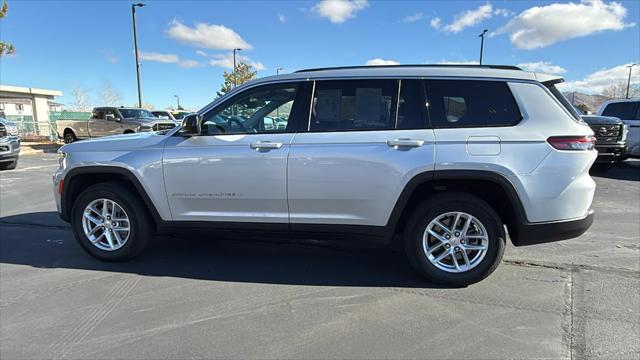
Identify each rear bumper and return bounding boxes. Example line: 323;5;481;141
510;210;594;246
594;143;626;163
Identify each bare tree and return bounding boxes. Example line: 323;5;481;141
602;81;640;99
100;81;123;106
69;87;92;112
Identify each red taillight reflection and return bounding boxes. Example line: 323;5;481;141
547;136;596;151
58;179;64;195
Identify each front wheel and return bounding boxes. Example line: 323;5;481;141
0;160;17;170
71;182;154;261
404;192;505;286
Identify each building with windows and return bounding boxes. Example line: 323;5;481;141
0;84;63;140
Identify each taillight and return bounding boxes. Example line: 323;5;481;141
547;136;596;151
58;179;64;195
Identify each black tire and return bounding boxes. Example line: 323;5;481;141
0;160;17;170
591;163;614;173
70;182;154;261
64;130;77;144
404;192;506;286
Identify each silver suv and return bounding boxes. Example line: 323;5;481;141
53;65;597;285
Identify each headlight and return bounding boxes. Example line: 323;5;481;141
7;125;18;137
57;152;67;168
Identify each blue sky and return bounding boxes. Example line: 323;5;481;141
1;0;639;110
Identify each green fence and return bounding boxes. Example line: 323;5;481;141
5;112;91;141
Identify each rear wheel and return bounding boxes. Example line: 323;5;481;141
64;131;77;144
404;192;505;286
71;182;154;261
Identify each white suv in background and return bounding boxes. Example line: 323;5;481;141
53;65;596;285
597;98;640;158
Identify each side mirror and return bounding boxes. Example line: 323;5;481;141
180;114;201;136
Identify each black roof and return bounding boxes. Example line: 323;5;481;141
295;64;522;73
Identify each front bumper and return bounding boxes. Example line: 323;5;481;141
0;137;20;161
510;210;594;247
593;143;627;163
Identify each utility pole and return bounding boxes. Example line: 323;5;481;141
478;29;488;65
626;63;637;99
131;3;145;108
233;48;242;88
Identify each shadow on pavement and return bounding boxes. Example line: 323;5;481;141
591;159;640;181
0;212;443;289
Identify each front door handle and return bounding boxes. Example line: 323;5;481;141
387;139;424;148
250;141;283;150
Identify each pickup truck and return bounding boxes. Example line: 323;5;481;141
56;107;176;143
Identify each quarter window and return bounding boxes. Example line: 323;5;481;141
202;83;301;135
424;80;521;128
310;79;397;131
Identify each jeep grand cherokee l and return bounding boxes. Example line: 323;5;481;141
53;65;596;286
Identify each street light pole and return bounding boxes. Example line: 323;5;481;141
626;63;636;99
131;3;145;108
276;67;284;75
478;29;488;65
233;48;242;88
174;95;180;109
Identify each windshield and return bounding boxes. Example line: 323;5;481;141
546;84;582;121
119;109;154;119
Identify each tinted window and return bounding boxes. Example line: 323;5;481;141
91;108;105;120
424;80;521;128
602;102;640;120
397;80;426;129
119;109;154;118
202;82;302;135
310;79;396;131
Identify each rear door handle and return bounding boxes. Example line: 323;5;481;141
250;141;283;150
387;139;424;148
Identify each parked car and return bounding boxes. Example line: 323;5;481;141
582;115;628;171
170;110;191;121
53;65;596;286
597;98;640;159
0;117;20;170
151;110;176;121
56;107;176;143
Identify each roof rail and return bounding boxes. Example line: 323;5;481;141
295;64;523;73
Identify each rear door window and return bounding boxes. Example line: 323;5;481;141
602;102;640;120
310;79;396;131
424;80;522;128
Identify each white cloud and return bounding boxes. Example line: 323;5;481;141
278;12;286;23
436;60;479;65
178;59;202;68
101;50;118;64
443;3;493;33
198;51;265;71
517;61;567;74
365;58;400;66
495;0;634;50
139;51;202;68
494;8;514;17
403;12;424;23
139;51;179;63
430;17;442;29
558;63;640;94
166;19;253;50
313;0;369;23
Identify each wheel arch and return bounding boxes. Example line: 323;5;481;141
388;170;527;245
61;166;164;227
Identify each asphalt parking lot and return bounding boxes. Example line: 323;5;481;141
1;153;638;359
